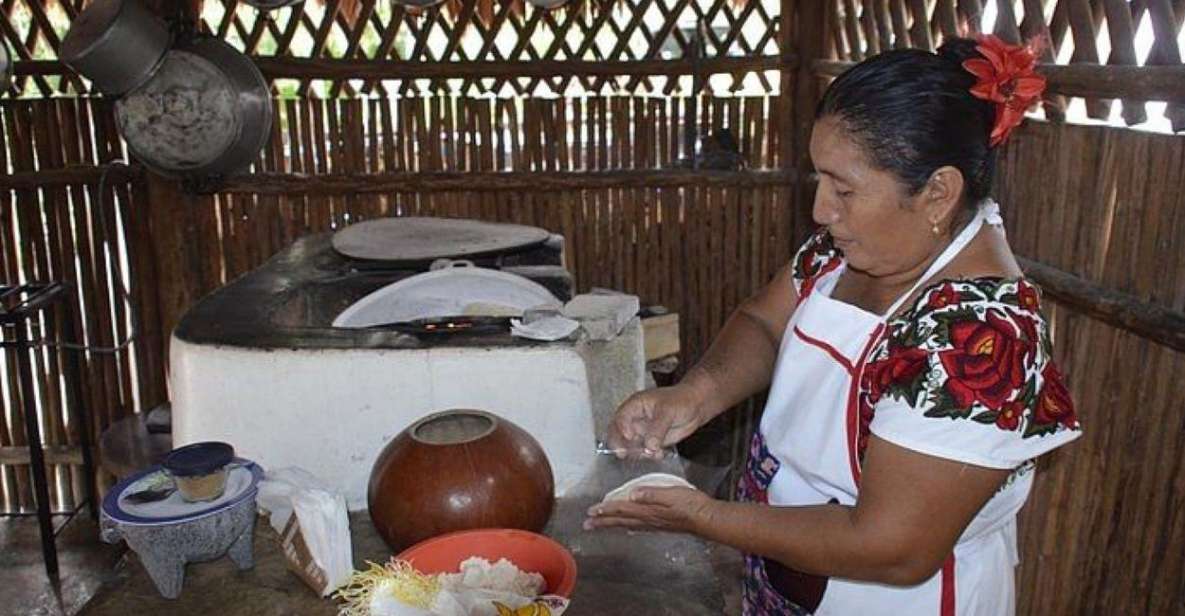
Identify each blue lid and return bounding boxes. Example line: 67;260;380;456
163;441;234;477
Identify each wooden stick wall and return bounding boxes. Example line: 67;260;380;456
0;98;158;513
0;1;1183;613
996;120;1185;615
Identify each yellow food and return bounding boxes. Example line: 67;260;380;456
494;601;552;616
335;560;442;615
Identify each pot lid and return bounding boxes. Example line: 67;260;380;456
332;264;561;328
163;441;235;477
332;217;551;264
115;48;241;173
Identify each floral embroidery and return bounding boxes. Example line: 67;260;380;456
858;278;1079;460
792;229;840;298
738;432;808;616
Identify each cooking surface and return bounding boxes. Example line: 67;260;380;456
174;232;571;350
79;457;741;614
332;217;551;264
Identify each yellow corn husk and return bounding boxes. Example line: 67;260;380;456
335;560;443;616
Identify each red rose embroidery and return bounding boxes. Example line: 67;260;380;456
1012;311;1039;345
1034;363;1077;428
865;346;930;403
795;231;839;298
939;310;1030;410
996;400;1024;431
928;283;960;310
1017;282;1040;311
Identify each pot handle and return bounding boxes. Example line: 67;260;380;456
429;258;476;271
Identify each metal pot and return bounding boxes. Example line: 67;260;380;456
114;36;273;180
0;42;12;94
60;0;170;96
392;0;448;8
242;0;304;9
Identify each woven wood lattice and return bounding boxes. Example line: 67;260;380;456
0;0;784;97
815;0;1185;131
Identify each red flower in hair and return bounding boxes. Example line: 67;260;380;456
962;35;1047;147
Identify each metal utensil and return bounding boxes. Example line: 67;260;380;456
594;439;679;459
123;485;176;504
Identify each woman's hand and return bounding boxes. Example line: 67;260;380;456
607;383;707;457
583;486;718;534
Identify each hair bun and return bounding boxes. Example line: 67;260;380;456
937;37;984;67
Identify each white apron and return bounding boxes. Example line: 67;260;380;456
745;203;1023;616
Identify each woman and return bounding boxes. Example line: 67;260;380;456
584;36;1081;615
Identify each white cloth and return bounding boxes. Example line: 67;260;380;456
758;201;1071;615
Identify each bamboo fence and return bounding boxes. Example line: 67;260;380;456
0;0;1183;613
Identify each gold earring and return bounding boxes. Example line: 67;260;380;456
931;221;941;236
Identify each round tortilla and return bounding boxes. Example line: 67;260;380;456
601;472;696;503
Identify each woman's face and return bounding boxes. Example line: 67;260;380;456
809;116;944;278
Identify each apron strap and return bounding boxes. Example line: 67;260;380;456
881;200;1001;318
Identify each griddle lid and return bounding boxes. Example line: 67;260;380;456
331;217;551;265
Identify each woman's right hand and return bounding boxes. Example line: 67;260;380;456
607;383;708;457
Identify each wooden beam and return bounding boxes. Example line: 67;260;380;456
813;60;1185;104
250;55;793;80
0;445;85;466
219;169;799;195
1017;257;1185;353
0;165;144;190
24;54;793;82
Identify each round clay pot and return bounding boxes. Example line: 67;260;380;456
368;409;555;551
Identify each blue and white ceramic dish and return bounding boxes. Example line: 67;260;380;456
102;457;263;526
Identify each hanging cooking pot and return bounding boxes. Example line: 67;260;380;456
60;0;170;96
242;0;304;9
0;42;12;94
114;35;273;181
526;0;569;9
393;0;448;8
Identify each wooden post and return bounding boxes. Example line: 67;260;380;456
791;0;826;245
142;173;211;358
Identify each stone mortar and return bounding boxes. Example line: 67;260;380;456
101;492;257;599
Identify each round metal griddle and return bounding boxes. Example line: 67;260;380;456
332;217;551;265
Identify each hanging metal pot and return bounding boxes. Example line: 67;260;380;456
60;0;170;96
114;35;273;181
242;0;304;9
526;0;569;9
0;42;12;94
392;0;448;8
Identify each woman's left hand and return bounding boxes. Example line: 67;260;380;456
582;486;719;533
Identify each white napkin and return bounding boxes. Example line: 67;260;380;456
510;315;581;341
258;467;353;595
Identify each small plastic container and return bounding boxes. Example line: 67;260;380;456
163;442;235;502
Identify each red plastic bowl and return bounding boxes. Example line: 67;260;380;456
395;528;577;598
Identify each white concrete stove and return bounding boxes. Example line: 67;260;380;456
169;219;645;510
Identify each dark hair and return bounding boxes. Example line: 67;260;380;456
816;38;996;206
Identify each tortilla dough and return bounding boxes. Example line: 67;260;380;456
601;472;696;503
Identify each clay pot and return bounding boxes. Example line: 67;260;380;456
368;409;555;551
